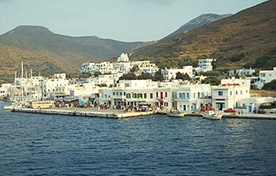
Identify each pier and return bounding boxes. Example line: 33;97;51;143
12;107;155;119
8;107;276;120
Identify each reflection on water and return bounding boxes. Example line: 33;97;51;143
0;102;275;175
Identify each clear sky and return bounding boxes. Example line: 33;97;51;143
0;0;267;42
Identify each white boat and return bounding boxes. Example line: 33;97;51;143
4;105;14;110
203;110;223;120
167;111;185;117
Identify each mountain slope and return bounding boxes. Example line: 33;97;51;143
130;0;276;70
162;13;231;40
0;26;142;84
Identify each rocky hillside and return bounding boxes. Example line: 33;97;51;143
162;13;231;40
130;0;276;70
0;26;142;84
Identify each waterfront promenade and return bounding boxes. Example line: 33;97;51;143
12;107;155;119
11;107;276;120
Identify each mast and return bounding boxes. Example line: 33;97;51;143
21;62;24;78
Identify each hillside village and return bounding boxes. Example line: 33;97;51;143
1;53;276;114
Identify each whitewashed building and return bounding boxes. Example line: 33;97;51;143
229;67;255;76
43;76;70;97
80;53;159;76
195;59;214;73
211;78;250;111
161;66;193;81
175;84;211;111
0;83;12;98
237;97;276;113
80;62;113;75
90;73;123;86
97;80;177;110
254;67;276;89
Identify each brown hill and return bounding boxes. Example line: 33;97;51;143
130;0;276;70
0;26;142;84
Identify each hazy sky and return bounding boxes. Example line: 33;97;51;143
0;0;267;42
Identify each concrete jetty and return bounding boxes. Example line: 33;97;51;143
10;107;276;120
12;107;155;119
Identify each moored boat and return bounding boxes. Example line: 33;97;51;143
203;110;223;120
4;105;14;110
167;111;185;117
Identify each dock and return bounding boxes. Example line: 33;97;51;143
156;110;276;120
9;107;276;120
12;107;155;119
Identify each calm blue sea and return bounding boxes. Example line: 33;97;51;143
0;101;275;176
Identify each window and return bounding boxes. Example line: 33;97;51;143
126;93;131;98
165;92;167;97
187;93;190;99
138;93;143;98
183;93;186;99
113;92;115;96
150;93;153;99
144;93;147;98
156;92;158;98
240;90;242;95
236;91;238;95
230;91;232;96
218;91;223;96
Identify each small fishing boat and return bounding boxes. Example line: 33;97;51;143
203;110;223;120
167;111;185;117
4;105;14;110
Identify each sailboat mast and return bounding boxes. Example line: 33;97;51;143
21;62;24;79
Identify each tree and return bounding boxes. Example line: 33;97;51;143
202;76;220;85
153;69;164;81
137;72;153;80
119;73;136;80
262;79;276;91
94;71;102;77
98;83;108;87
130;65;139;73
175;72;191;81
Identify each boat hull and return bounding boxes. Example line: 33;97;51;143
167;112;185;117
203;114;223;120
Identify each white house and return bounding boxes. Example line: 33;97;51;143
70;82;99;97
90;73;123;87
237;97;276;113
229;68;255;76
175;84;211;111
254;67;276;89
211;78;250;111
43;76;70;97
161;66;193;81
195;59;214;73
80;62;113;74
0;83;12;98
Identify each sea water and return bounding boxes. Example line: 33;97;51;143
0;102;275;175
